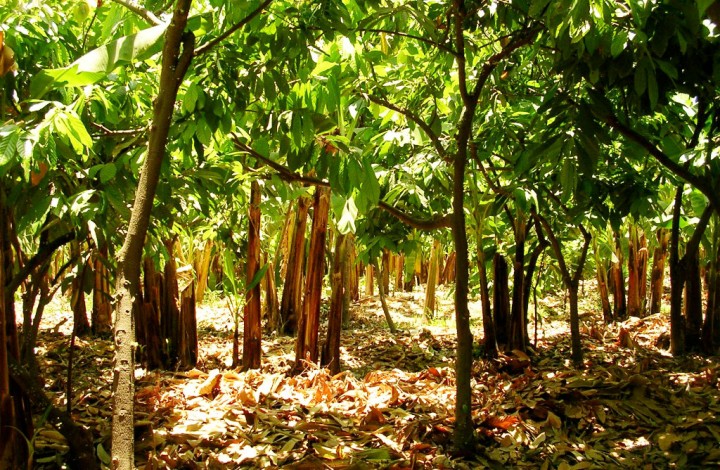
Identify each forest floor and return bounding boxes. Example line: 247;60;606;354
23;283;720;469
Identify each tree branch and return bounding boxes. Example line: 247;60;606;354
111;0;162;25
231;136;451;230
6;231;76;296
603;113;720;213
364;94;449;161
91;122;146;137
357;28;458;57
194;0;273;56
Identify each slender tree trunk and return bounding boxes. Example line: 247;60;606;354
477;245;496;358
322;233;346;373
523;223;549;323
424;239;441;320
381;249;390;294
536;214;591;367
294;187;330;370
638;231;648;311
509;218;527;351
194;240;213;304
342;234;356;327
92;244;113;335
162;240;181;366
280;196;309;335
684;250;703;349
670;186;686;355
702;224;720;352
179;283;197;368
111;3;194;467
376;260;397;333
365;263;374;297
493;253;510;350
649;229;670;314
611;230;626;321
70;242;91;336
395;253;404;291
243;180;262;370
594;247;613;323
264;257;280;332
627;224;642;318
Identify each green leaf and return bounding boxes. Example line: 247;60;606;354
0;125;20;173
245;263;269;293
529;0;552;16
647;69;658;110
611;31;628;57
337;196;358;234
31;23;168;98
634;63;647;96
99;163;117;183
361;159;380;207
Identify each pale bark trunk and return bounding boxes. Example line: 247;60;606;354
322;233;347;373
111;3;194;467
424;239;441;320
649;229;670;315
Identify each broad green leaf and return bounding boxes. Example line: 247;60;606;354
634;63;646;96
337;196;358;234
0;125;20;172
99;163;117;184
31;23;168;97
361;158;380;206
245;263;269;293
611;31;628;57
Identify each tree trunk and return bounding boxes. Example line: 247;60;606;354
611;230;626;321
364;263;374;297
702;224;720;352
638;231;648;310
376;260;397;333
493;253;510;350
264;257;280;332
243;180;262;370
535;214;591;367
193;240;213;304
70;242;91;336
594;239;613;323
322;233;347;374
381;249;390;294
280;196;310;335
162;240;181;367
395;253;404;292
179;283;197;368
669;186;686;355
92;244;113;335
441;251;456;284
294;187;330;371
111;3;194;467
522;222;549;324
424;239;441;320
627;224;643;318
649;229;670;315
509;218;527;352
684;250;703;349
342;234;356;327
0;190;31;469
477;245;496;358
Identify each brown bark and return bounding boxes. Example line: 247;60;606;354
611;230;626;321
365;263;374;297
111;3;194;467
381;249;391;294
264;257;280;332
343;234;356;327
395;253;404;293
376;260;397;333
322;233;347;374
627;225;643;318
243;180;262;370
424;239;441;320
702;231;720;352
193;240;213;304
476;245;496;358
179;282;198;368
280;196;310;335
493;253;510;350
162;240;181;366
70;242;91;336
294;187;330;371
509;218;527;352
594;245;613;323
441;251;456;284
684;251;703;349
92;245;113;335
649;229;670;315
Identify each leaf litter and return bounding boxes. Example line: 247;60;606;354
24;286;720;468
